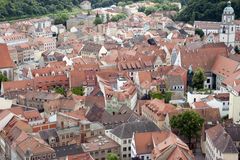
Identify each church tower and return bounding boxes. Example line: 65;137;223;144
220;1;236;46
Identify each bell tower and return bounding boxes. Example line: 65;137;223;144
220;1;236;46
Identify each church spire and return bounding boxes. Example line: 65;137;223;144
227;1;231;7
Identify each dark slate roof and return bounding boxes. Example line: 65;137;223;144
86;105;141;130
166;75;183;87
225;124;240;141
54;144;83;158
179;29;188;36
110;120;160;139
81;42;102;53
206;124;239;154
39;129;58;141
166;26;177;31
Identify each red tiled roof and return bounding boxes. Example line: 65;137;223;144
67;153;94;160
23;110;41;120
180;44;229;71
0;44;14;68
212;56;239;78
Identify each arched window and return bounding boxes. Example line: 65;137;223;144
223;26;226;33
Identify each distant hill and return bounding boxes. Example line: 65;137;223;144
0;0;85;20
0;0;178;21
175;0;240;23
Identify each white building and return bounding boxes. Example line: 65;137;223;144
187;92;210;104
219;1;236;46
203;93;230;118
194;1;237;46
106;121;160;160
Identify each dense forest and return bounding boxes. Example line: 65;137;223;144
0;0;84;20
0;0;179;21
175;0;240;23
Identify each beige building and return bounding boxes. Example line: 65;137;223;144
222;70;240;124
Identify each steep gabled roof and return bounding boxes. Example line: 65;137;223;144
212;56;239;78
0;44;14;69
206;124;238;154
180;44;229;72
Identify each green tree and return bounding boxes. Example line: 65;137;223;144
149;91;172;103
87;10;91;15
195;28;204;39
144;6;157;15
175;0;240;22
0;73;8;82
170;110;204;147
106;13;110;22
110;13;127;22
55;86;66;97
71;86;84;96
192;67;206;90
138;6;146;13
107;153;119;160
0;73;8;90
94;13;103;26
117;2;126;7
234;46;240;54
54;13;69;25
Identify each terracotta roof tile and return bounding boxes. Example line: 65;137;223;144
212;56;239;78
0;44;14;68
180;44;229;71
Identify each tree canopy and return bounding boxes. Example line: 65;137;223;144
0;0;83;21
94;13;103;25
110;13;127;22
170;110;204;146
149;91;172;103
195;28;204;38
71;86;84;96
0;0;181;21
106;153;119;160
55;86;66;97
0;73;8;82
53;13;69;25
0;73;8;90
138;3;179;15
175;0;240;23
192;68;206;90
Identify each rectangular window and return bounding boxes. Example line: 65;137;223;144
207;79;210;83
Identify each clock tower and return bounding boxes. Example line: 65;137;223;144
220;1;236;46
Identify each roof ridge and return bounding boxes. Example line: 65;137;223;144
120;123;126;139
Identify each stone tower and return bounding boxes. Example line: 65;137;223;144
220;1;236;46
